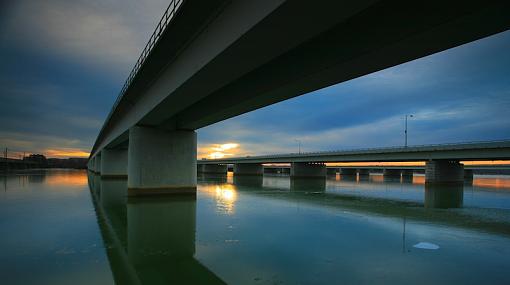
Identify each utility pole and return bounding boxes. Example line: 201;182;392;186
3;148;7;172
404;115;413;147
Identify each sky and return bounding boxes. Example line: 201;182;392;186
0;0;509;159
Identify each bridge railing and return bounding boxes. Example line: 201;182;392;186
97;0;185;149
201;139;510;161
117;0;184;107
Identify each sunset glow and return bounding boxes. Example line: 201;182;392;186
45;148;90;158
199;143;241;159
46;171;88;186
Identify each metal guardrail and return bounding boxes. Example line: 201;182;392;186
116;0;184;109
96;0;185;149
201;140;510;161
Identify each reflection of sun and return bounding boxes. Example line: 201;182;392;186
215;185;237;214
200;184;238;214
46;171;88;186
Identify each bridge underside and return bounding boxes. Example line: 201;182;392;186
89;0;510;195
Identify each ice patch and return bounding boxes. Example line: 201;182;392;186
413;242;440;250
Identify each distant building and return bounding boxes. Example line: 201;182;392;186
24;154;47;166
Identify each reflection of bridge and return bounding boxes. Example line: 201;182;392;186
88;174;226;284
215;175;510;234
87;0;510;196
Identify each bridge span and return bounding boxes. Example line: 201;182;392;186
195;141;510;181
87;0;510;195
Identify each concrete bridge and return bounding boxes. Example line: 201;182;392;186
195;141;510;182
88;0;510;195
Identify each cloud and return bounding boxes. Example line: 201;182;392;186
1;1;509;159
1;0;169;75
0;131;90;157
198;83;510;155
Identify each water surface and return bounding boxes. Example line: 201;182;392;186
2;170;510;284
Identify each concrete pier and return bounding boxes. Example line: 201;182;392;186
401;170;413;178
101;148;128;179
94;154;102;174
264;166;290;175
425;160;464;185
128;126;197;196
290;162;326;178
233;163;263;176
383;169;401;178
198;164;227;174
88;157;95;172
401;169;414;183
340;168;357;176
464;169;474;182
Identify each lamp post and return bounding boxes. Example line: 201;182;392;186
404;114;413;147
294;139;301;154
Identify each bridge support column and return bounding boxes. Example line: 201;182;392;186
425;160;464;185
87;158;94;172
234;163;263;176
94;154;102;174
340;168;357;176
424;160;465;208
198;164;227;174
128;126;196;196
291;162;326;178
401;169;414;183
464;169;474;182
383;169;401;178
101;148;128;179
326;168;338;176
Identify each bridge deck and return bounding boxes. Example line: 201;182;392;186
198;141;510;164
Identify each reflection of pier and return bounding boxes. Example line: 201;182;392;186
225;175;510;236
224;170;468;209
88;175;225;284
232;173;464;209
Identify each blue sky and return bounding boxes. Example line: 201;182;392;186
0;0;509;158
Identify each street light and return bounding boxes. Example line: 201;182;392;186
404;114;413;147
294;139;301;154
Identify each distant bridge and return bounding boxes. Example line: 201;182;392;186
195;141;510;180
87;0;510;195
198;141;510;164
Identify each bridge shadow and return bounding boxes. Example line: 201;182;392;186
89;176;226;285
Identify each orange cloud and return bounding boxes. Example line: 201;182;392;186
198;143;241;159
45;148;90;158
